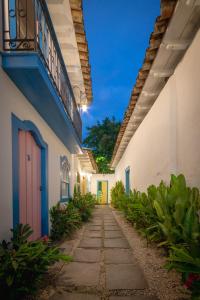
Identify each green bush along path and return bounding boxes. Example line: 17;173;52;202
111;175;200;300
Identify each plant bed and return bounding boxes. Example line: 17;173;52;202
72;191;96;222
0;224;70;300
111;175;200;299
113;209;191;300
50;192;96;242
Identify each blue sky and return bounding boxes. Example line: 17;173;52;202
82;0;160;138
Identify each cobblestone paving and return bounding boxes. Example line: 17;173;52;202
49;206;158;300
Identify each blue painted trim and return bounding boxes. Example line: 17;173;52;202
2;52;82;153
125;167;130;194
60;183;70;203
12;114;49;236
97;181;101;200
60;196;70;203
59;156;70;203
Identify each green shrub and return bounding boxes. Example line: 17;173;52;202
111;181;160;240
50;192;96;240
125;188;160;240
111;181;125;208
50;202;81;241
166;245;200;298
95;196;101;205
0;224;70;300
72;191;96;222
111;174;200;297
149;175;200;248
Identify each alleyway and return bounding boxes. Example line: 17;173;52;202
49;206;158;300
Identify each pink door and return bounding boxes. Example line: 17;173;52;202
19;130;41;240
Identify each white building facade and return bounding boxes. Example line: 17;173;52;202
0;0;95;240
111;0;200;192
72;0;200;205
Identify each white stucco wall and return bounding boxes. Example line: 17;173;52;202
0;61;81;240
0;0;2;51
175;31;200;188
115;29;200;191
91;174;115;203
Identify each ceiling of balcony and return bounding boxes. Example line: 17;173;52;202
77;148;98;173
46;0;91;106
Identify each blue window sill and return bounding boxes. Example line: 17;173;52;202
60;197;70;203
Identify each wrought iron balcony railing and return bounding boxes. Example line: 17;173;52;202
3;0;82;142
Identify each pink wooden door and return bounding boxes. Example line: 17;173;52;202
19;130;41;240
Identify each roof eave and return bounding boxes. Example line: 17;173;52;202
69;0;93;105
111;0;200;168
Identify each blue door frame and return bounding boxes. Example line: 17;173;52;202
125;167;130;194
12;114;49;235
97;180;108;204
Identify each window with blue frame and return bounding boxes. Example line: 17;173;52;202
60;156;70;202
125;167;130;194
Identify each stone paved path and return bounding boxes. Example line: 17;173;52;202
50;206;158;300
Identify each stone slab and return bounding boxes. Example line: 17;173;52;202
104;230;123;238
87;225;102;231
59;262;100;287
104;249;134;264
104;216;115;220
104;225;120;231
114;211;124;216
109;296;158;300
104;221;117;225
106;264;148;290
90;218;102;222
92;212;103;216
73;248;101;263
79;238;102;248
103;215;112;217
104;238;129;248
85;230;102;238
50;292;100;300
90;221;102;225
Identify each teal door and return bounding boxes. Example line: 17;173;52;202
125;168;130;194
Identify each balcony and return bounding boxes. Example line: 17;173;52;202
2;0;82;150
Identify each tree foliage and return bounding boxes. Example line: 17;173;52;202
83;117;121;173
